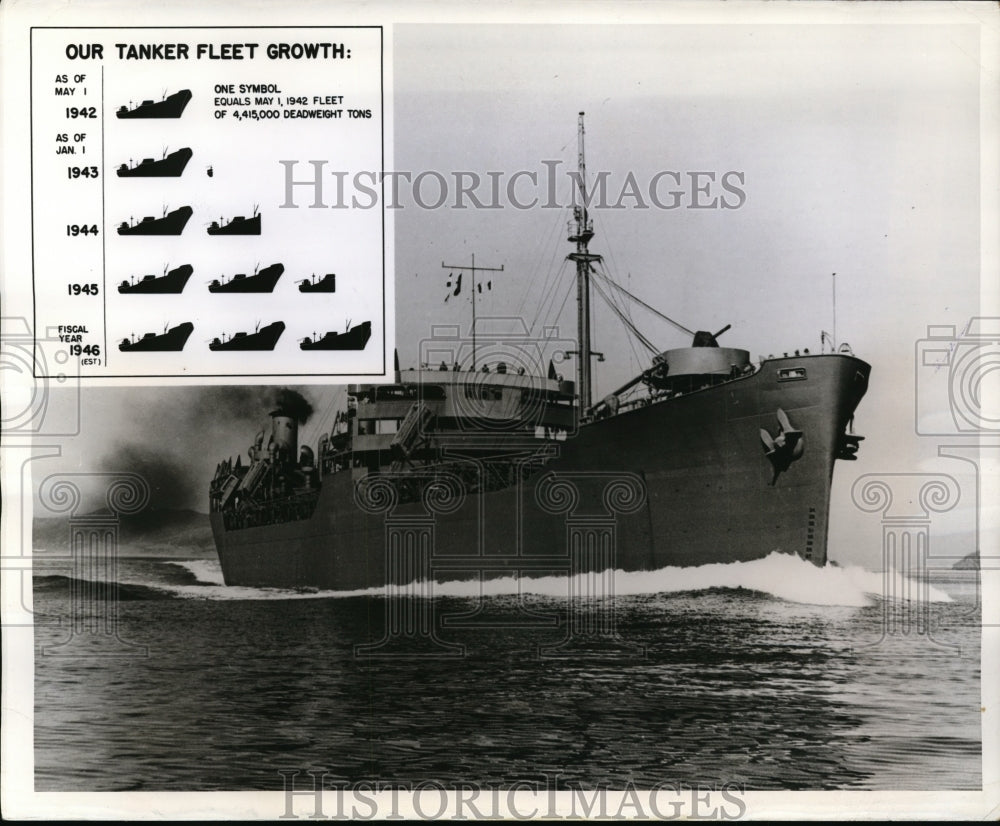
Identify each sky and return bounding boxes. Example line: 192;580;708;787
26;19;994;568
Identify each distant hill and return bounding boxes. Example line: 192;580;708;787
33;508;215;558
952;551;979;570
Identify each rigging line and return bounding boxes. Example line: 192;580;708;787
549;271;577;337
591;277;659;354
309;386;344;438
593;259;650;368
528;193;577;334
591;261;644;367
595;287;658;357
302;402;334;446
528;172;578;334
535;258;571;337
595;260;641;347
593;277;655;355
532;260;561;334
591;276;653;352
516;200;569;323
586;261;642;370
591;260;640;329
591;267;695;337
519;136;575;325
592;221;629;318
526;209;571;333
592;264;645;370
525;229;561;331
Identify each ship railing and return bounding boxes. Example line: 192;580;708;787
587;363;760;421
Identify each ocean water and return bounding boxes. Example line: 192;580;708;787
31;552;981;792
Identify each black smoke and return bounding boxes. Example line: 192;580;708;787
273;388;314;424
99;442;191;510
189;386;276;420
77;385;320;512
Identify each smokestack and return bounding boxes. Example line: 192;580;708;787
269;408;297;462
268;388;313;464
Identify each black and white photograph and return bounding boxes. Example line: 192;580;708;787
1;0;997;820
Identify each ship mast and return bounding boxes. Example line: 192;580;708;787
567;111;602;412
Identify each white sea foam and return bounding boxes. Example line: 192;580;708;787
168;558;227;586
417;551;952;607
160;551;952;607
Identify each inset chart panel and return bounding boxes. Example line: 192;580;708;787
30;27;388;380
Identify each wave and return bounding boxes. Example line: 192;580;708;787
115;552;953;607
32;574;176;601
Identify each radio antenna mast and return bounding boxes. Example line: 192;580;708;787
441;253;504;370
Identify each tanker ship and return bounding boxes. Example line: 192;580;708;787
208;263;284;293
117;206;193;236
119;321;194;352
207;207;261;236
298;273;337;293
209;321;286;352
118;264;193;294
116;147;193;178
300;321;372;351
209;114;870;590
116;89;192;119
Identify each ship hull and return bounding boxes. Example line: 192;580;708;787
211;354;870;590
